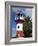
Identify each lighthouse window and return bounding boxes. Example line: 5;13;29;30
18;26;20;28
21;14;22;16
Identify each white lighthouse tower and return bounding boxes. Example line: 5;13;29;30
16;12;24;38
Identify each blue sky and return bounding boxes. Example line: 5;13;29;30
11;7;32;37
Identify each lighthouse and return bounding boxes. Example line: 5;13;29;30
15;12;24;38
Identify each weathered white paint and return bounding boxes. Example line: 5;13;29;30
20;16;24;20
32;6;35;40
16;23;23;31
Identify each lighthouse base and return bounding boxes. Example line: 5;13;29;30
16;31;24;38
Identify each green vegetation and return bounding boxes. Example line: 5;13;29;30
23;16;32;37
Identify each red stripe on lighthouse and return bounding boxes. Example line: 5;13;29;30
16;31;24;37
16;19;24;24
